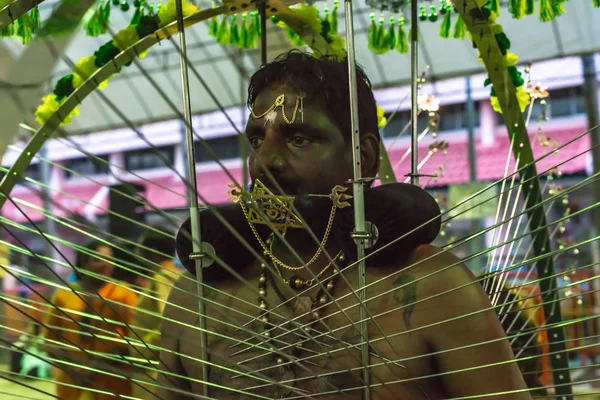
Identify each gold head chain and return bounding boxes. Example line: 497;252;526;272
228;180;352;272
251;92;305;125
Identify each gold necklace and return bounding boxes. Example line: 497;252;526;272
239;199;337;271
273;249;344;291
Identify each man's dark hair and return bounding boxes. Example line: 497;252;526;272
139;229;175;261
248;50;380;175
76;239;107;269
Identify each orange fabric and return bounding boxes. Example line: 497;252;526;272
42;281;138;400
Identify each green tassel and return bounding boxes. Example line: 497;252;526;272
86;1;110;37
539;0;554;21
16;14;33;45
247;13;258;48
551;0;566;18
525;0;534;14
0;23;14;38
254;10;261;36
594;0;600;7
396;19;408;53
509;0;526;18
440;10;451;38
387;20;396;50
375;19;387;52
30;6;41;34
209;17;219;37
130;6;142;25
489;0;500;13
368;16;377;50
216;16;229;45
453;13;466;39
330;6;338;33
240;15;249;48
229;15;239;45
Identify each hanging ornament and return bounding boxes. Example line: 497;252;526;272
396;15;408;53
440;4;452;38
216;15;230;45
230;14;240;45
120;1;131;12
330;0;339;33
419;5;428;21
387;16;396;50
428;5;438;22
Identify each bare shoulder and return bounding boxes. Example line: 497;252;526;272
163;270;200;326
400;244;481;296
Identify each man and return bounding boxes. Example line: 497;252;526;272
155;51;530;399
131;228;181;399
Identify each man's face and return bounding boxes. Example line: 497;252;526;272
246;84;353;201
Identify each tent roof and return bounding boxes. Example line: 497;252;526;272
4;0;600;135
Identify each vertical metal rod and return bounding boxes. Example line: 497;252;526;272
259;1;267;66
175;0;209;396
465;76;482;272
410;0;419;186
39;145;57;267
239;49;249;190
581;54;600;338
344;1;370;398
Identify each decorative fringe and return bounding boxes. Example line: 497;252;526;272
254;10;261;36
387;19;396;50
375;17;387;53
453;13;466;39
130;5;142;25
551;0;566;18
368;15;377;50
240;13;249;48
209;16;218;37
86;1;111;37
440;10;451;38
539;0;554;21
396;18;408;53
16;14;33;45
509;0;525;18
0;23;14;38
216;15;229;45
489;0;500;13
30;6;41;34
229;15;239;45
525;0;535;15
330;4;338;33
594;0;600;7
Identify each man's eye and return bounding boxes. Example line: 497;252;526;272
249;137;263;148
289;136;311;147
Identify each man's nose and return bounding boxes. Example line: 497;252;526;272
255;134;286;173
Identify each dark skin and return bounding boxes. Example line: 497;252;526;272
155;84;531;399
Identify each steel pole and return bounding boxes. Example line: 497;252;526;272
344;1;370;398
410;0;419;186
175;1;209;396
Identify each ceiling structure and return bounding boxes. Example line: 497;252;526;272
2;0;600;137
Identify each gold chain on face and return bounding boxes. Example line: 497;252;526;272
250;93;304;125
239;198;337;271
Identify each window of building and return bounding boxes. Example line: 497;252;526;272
65;155;109;178
125;146;175;171
194;135;240;163
498;85;584;125
381;101;480;139
19;163;41;184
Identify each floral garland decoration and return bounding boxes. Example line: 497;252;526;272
472;1;530;114
271;2;346;60
34;0;199;127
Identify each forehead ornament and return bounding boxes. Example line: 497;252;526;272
251;92;305;125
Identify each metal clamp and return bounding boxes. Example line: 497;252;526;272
189;242;216;268
351;221;379;249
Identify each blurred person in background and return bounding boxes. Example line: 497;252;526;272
42;238;138;400
131;228;180;399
